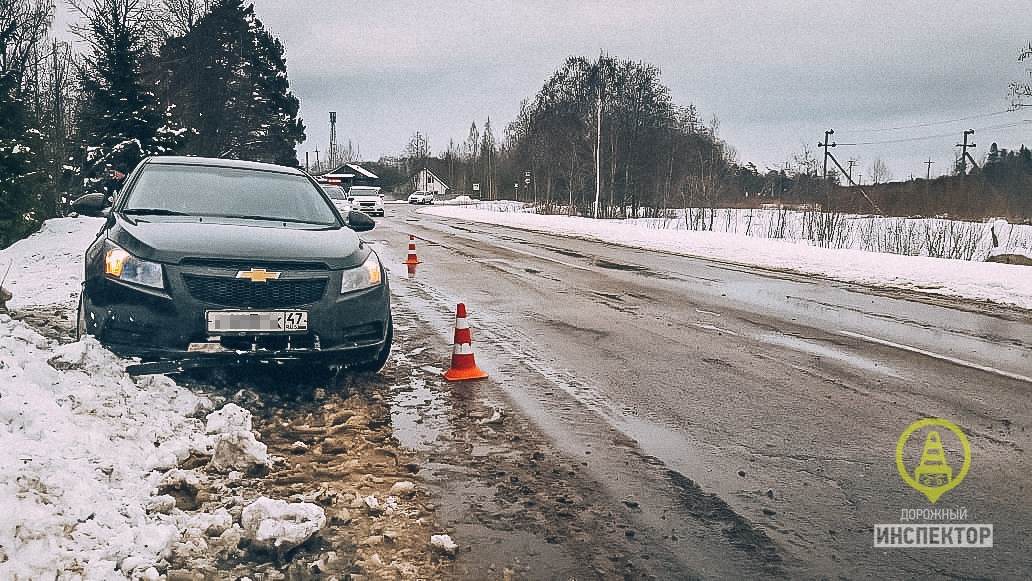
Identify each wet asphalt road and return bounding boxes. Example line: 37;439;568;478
371;203;1032;579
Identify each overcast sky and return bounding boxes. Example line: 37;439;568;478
56;1;1032;180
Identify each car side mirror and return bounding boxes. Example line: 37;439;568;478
347;210;375;232
70;192;109;217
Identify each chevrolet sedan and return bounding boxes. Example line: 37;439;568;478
75;156;392;375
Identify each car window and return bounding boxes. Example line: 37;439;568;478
124;164;338;225
321;185;347;201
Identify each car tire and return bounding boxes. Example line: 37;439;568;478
350;316;393;373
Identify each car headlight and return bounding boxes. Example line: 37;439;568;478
341;252;383;293
104;241;164;289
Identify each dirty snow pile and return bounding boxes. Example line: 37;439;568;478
0;322;204;578
0;219;325;579
426;204;1032;311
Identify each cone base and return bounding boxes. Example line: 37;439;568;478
443;366;488;381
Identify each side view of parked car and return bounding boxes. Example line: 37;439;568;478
407;191;435;205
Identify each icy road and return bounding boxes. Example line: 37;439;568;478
374;203;1032;579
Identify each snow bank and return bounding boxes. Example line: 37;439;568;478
423;205;1032;311
0;315;214;579
1;217;103;309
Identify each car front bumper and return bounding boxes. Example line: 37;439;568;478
81;267;391;368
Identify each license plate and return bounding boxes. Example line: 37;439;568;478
206;310;308;333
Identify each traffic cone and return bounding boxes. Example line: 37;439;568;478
443;303;488;381
403;235;420;265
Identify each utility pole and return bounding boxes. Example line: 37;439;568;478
956;129;977;175
328;112;339;169
924;158;935;180
816;129;880;213
847;159;856;184
819;129;835;179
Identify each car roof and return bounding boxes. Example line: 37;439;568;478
141;156;306;176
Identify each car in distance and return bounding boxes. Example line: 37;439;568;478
407;191;435;205
320;184;352;215
76;156;392;374
347;186;384;216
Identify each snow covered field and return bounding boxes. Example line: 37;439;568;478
425;202;1032;311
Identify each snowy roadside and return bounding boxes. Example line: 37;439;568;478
0;220;328;578
422;204;1032;311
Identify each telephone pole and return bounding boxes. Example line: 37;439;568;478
328;112;339;169
924;158;935;180
956;129;977;175
818;129;882;214
819;130;835;179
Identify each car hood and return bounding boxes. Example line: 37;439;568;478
112;216;367;268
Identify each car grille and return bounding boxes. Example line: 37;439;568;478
183;275;328;308
180;258;329;271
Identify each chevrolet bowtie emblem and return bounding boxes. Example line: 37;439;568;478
236;268;281;282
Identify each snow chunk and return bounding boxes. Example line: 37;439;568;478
431;534;458;555
210;430;269;473
240;497;325;553
206;402;253;433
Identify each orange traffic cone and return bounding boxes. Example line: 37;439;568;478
403;235;420;265
443;303;488;381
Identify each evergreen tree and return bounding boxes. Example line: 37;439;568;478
160;0;304;166
0;0;53;246
0;73;46;247
72;0;182;192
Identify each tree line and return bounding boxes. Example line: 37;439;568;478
404;52;1032;223
409;54;742;219
0;0;304;248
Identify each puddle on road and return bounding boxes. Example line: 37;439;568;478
389;374;453;451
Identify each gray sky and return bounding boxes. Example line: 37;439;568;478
57;1;1032;180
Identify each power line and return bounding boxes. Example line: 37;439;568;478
853;119;1030;146
841;110;1013;134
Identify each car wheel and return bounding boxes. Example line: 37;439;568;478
350;316;393;373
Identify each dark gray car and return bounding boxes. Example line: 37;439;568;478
76;156;392;375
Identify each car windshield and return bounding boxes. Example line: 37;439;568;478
321;185;347;201
124;164;338;225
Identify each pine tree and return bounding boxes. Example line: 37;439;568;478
0;0;53;246
0;73;46;247
160;0;304;165
72;0;183;192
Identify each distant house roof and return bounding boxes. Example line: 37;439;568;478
414;167;450;191
327;163;378;180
